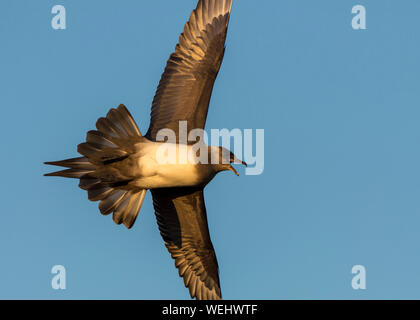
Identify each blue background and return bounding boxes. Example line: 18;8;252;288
1;0;420;299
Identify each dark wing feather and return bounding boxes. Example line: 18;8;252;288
146;0;233;142
152;187;221;300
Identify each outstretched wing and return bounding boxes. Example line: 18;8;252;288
152;187;221;300
146;0;234;142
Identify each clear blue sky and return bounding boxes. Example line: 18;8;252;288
1;0;420;299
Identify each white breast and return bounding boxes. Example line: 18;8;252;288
130;140;211;189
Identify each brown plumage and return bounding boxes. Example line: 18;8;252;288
45;104;147;229
145;0;234;300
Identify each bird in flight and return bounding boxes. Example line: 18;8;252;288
45;0;244;300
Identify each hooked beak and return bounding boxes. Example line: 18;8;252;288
234;158;247;167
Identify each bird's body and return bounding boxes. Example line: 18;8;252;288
106;138;218;189
131;148;208;190
45;0;242;300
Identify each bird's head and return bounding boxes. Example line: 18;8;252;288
210;146;247;176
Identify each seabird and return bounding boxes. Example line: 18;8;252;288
45;0;244;300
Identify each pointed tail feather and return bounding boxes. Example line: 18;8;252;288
44;168;93;179
44;157;95;178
